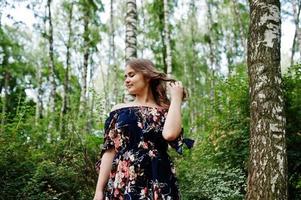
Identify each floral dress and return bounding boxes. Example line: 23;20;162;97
96;106;194;200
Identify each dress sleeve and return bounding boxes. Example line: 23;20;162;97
95;112;120;171
168;127;194;155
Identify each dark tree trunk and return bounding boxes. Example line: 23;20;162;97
60;2;73;135
246;1;288;199
47;0;56;114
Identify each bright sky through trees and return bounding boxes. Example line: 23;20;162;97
2;0;294;71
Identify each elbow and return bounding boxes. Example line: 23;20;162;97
162;132;179;141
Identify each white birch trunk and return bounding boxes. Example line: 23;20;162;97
164;0;172;77
246;1;287;199
47;0;56;115
291;0;301;66
125;0;137;61
80;15;90;114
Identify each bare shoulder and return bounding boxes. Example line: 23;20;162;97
111;103;131;112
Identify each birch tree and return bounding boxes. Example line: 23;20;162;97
246;1;287;199
60;1;74;134
47;0;56;115
290;0;301;66
163;0;172;76
35;59;44;124
78;0;102;114
80;11;90;114
1;31;9;134
125;0;137;61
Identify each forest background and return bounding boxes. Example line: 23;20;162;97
1;0;301;199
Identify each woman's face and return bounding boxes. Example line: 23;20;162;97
124;65;149;95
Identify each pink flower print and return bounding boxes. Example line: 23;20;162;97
117;160;130;178
152;182;162;200
149;150;157;158
139;187;148;199
129;154;135;162
129;165;136;181
114;188;120;197
138;141;149;149
154;191;159;200
138;121;143;129
108;129;116;138
138;141;143;148
113;134;122;150
114;172;123;188
114;188;124;200
110;171;116;178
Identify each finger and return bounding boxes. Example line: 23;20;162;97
169;81;174;86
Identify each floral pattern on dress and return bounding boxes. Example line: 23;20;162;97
96;106;194;200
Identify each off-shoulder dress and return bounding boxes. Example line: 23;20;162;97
96;106;194;200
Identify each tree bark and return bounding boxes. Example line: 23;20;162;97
205;0;216;115
188;0;198;134
163;0;172;76
231;0;247;60
35;62;43;124
60;2;73;134
110;0;115;65
246;1;287;199
291;0;301;66
80;14;90;114
125;0;137;61
110;0;119;111
47;0;56;114
140;0;145;57
0;69;10;133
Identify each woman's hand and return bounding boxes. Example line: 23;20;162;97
167;81;184;102
163;81;184;141
93;190;104;200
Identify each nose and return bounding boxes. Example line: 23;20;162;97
125;77;130;84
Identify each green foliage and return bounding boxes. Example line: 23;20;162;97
0;104;103;199
144;0;177;72
1;0;300;199
283;64;301;199
176;66;249;199
207;65;250;170
0;26;35;121
179;162;246;200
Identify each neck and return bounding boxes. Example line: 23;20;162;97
134;87;156;105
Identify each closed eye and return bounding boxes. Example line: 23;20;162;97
125;72;135;78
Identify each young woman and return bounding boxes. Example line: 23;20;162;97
94;58;193;200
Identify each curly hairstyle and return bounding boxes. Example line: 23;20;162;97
125;58;186;108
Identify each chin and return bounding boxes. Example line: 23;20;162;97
127;90;136;95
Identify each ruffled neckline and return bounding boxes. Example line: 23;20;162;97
110;105;168;114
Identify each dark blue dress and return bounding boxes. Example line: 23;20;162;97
96;106;193;200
